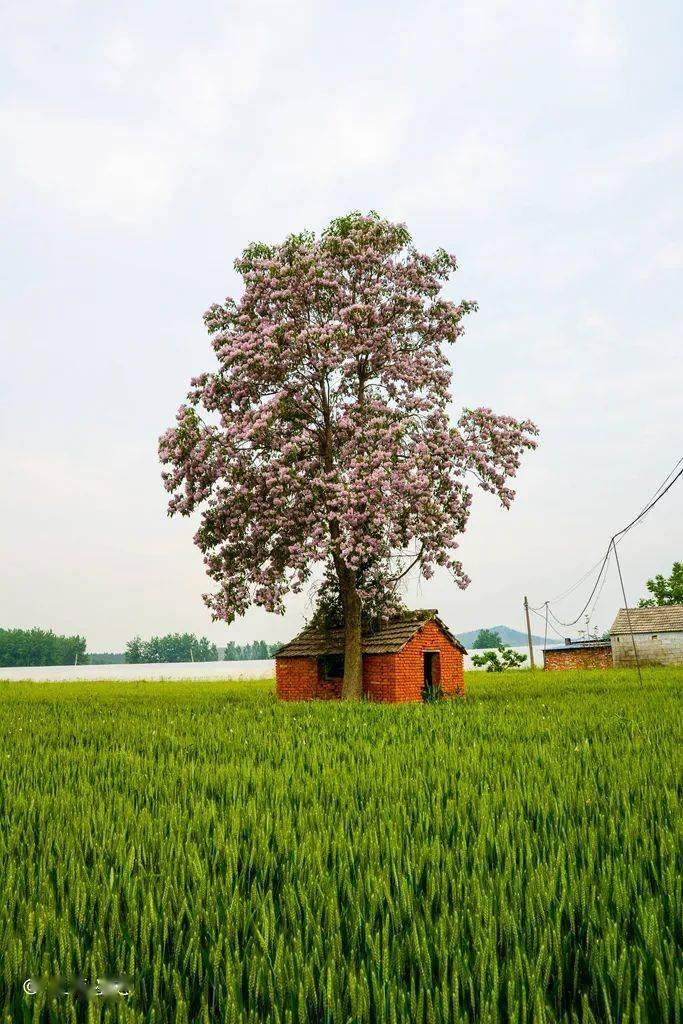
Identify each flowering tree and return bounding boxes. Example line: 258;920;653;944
159;212;538;698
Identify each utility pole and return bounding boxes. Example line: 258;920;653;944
524;596;536;669
611;538;642;685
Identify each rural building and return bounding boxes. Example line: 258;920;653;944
610;605;683;666
275;609;466;702
543;638;613;671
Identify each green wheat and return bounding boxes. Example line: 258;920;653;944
0;669;680;1022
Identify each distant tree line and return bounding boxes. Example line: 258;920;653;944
88;652;126;665
125;634;219;664
0;627;87;667
0;628;280;668
224;641;281;661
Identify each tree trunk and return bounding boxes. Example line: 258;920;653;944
340;576;363;700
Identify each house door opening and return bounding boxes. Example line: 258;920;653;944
423;651;440;688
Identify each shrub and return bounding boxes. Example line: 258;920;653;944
471;646;527;672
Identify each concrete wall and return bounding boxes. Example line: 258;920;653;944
611;630;683;667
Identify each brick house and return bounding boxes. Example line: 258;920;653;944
610;605;683;666
275;609;467;702
543;638;613;671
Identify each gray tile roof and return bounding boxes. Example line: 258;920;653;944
610;604;683;634
275;609;467;658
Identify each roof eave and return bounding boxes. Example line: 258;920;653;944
275;613;468;658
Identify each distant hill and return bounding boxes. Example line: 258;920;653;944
455;625;553;648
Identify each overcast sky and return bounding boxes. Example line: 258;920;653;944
1;0;681;652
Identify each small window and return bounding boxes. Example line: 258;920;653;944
320;654;344;680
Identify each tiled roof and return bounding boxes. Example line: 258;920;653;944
275;609;467;658
610;604;683;634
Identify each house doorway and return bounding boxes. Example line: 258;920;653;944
423;651;440;688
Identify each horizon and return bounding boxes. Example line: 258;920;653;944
21;620;598;658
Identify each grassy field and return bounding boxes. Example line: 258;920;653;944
0;669;680;1023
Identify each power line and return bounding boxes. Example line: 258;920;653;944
534;457;683;628
612;461;683;542
543;457;683;614
631;456;683;522
612;537;642;685
546;547;613;627
587;546;611;625
532;552;610;611
530;606;565;641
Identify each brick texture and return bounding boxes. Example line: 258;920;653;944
390;620;464;701
276;620;465;702
275;657;319;699
543;646;613;671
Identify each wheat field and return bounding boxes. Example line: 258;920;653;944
0;669;680;1022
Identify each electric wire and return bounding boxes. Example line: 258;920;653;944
534;458;683;628
535;457;683;615
530;606;565;641
586;546;612;627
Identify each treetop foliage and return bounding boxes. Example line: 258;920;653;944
638;560;683;607
0;627;87;667
125;633;218;664
224;640;281;661
160;211;538;626
472;628;503;649
471;646;527;672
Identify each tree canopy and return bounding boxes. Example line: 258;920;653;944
471;647;527;672
125;633;218;664
160;212;538;696
638;561;683;607
472;628;504;649
224;641;281;661
0;627;87;667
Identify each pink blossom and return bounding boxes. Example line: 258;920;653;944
159;212;538;621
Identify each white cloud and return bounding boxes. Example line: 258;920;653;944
0;7;294;222
1;0;682;647
152;24;268;133
571;1;626;62
390;128;521;218
240;85;414;202
99;33;139;91
653;241;683;271
0;104;178;223
457;0;514;46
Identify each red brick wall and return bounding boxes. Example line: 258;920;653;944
364;653;397;702
276;622;465;702
276;656;393;701
392;621;465;701
543;646;613;671
275;657;318;699
315;674;343;699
